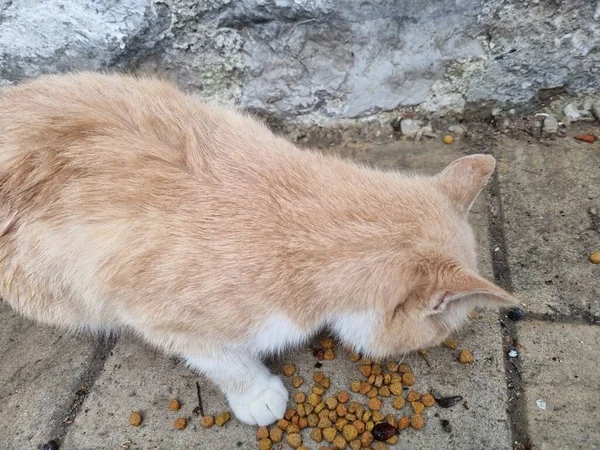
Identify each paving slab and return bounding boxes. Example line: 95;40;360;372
61;140;511;450
518;321;600;450
0;304;103;449
494;132;600;319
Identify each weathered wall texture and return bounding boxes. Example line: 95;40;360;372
1;0;599;124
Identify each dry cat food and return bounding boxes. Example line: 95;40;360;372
215;411;231;426
128;411;143;427
168;398;181;411
589;251;600;264
200;415;215;428
174;417;187;430
458;349;475;363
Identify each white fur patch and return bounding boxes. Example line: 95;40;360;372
327;310;381;354
243;313;314;355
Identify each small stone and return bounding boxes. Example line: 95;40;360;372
258;438;272;450
283;364;296;377
536;399;547;410
588;252;600;264
583;97;595;111
448;124;467;137
458;349;475;363
400;118;423;139
507;307;526;321
292;376;304;388
200;415;214;428
592;103;600;121
41;441;59;450
442;338;458;349
215;412;230;426
286;433;302;448
491;107;502;116
174;417;187;430
129;411;143;427
436;395;464;408
168;398;181;411
270;427;283;443
563;102;582;122
441;419;453;433
508;349;518;358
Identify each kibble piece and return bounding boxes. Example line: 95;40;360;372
285;409;296;420
174;418;187;430
318;409;330;420
307;413;319;427
392;396;406;410
283;364;296;377
348;352;361;362
366;420;375;431
168;399;181;411
332;434;347;449
361;430;374;447
277;419;290;431
340;423;358;441
315;402;326;414
311;428;324;443
323;427;337;443
412;401;425;414
368;397;382;411
314;371;325;383
386;414;396;426
297;403;307;417
353;419;366;434
313;385;326;395
372;443;388;450
328;410;338;422
470;309;479;319
390;373;402;384
421;393;435;407
402;372;415;386
335;418;349;431
286;433;302;449
295;392;306;404
305;404;314;415
350;381;361;393
325;396;338;410
362;410;372;422
367;387;378;398
321;337;335;349
200;415;214;428
324;349;335;360
589;252;600;264
258;438;272;450
287;424;301;434
349;439;361;450
367;374;376;385
398;416;410;430
387;435;399;445
291;415;300;426
389;381;403;396
386;361;398;372
129;411;143;427
459;349;475;363
383;373;392;385
257;426;269;439
410;414;425;430
320;377;331;389
372;365;382;375
297;447;309;450
299;417;308;429
398;363;411;373
443;338;458;349
292;376;304;388
215;412;230;426
336;390;350;404
374;374;384;388
379;386;391;397
346;413;356;421
270;427;283;443
372;411;384;422
359;365;372;377
318;417;333;429
361;357;372;365
336;404;347;417
360;382;372;395
308;393;322;406
407;390;420;402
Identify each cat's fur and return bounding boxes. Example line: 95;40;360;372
0;72;517;426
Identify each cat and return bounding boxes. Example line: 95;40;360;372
0;72;517;427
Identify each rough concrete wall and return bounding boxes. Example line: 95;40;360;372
1;0;599;124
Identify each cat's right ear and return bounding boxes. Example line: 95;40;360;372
435;154;496;214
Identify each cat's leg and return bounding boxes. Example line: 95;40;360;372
186;350;288;426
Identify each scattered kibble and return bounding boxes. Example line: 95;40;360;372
283;364;296;377
257;426;269;439
168;398;181;411
361;430;374;447
321;337;335;349
200;415;214;428
406;390;420;402
398;416;410;430
286;432;302;448
459;349;475;363
129;411;142;427
442;338;458;349
215;411;230;426
323;427;337;442
295;392;306;404
292;376;304;388
349;353;361;362
392;396;406;410
389;381;402;396
332;434;347;449
311;427;323;443
368;397;382;411
401;372;415;386
412;401;425;414
588;252;600;264
410;414;425;430
421;393;436;407
337;390;350;403
443;135;455;145
258;438;272;450
174;417;187;430
324;349;335;360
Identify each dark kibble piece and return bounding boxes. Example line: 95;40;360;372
42;441;59;450
315;362;323;368
507;307;525;321
440;419;452;433
372;422;399;441
436;396;463;408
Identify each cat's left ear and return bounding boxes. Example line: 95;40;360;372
430;268;519;313
435;154;496;214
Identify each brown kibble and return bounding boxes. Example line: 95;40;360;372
407;390;420;402
174;417;187;430
421;393;435;407
295;392;306;404
347;401;359;413
215;412;230;426
389;381;403;396
383;373;392;385
318;417;333;429
459;349;475;363
398;416;410;430
336;404;347;417
362;410;372;422
308;393;322;406
283;364;296;377
367;374;376;385
277;419;290;431
353;419;366;434
372;442;388;450
361;430;374;447
291;415;300;426
379;386;391;397
335;418;349;431
315;402;326;414
359;365;372;377
386;361;399;372
398;363;411;373
386;414;396;426
372;411;384;422
374;374;384;388
390;373;402;384
325;396;338;410
313;384;326;395
367;387;378;398
297;403;307;417
349;439;361;450
270;427;283;443
129;411;142;427
412;401;425;414
360;382;371;395
168;399;181;411
372;364;382;375
305;404;314;415
368;397;382;411
257;426;269;439
328;410;338;422
348;352;361;362
307;413;319;427
286;432;302;448
324;349;335;360
321;337;335;349
470;309;479;319
323;427;337;443
297;447;308;450
287;424;301;434
200;415;214;428
386;435;399;445
392;396;406;410
366;420;375;431
285;409;296;420
311;427;324;443
402;372;415;386
346;413;356;421
320;377;331;389
299;417;308;429
332;434;347;449
314;371;325;383
361;357;372;365
258;438;272;450
588;252;600;264
350;381;361;393
318;408;330;420
442;338;458;349
292;376;304;388
337;390;350;404
410;414;425;430
443;134;455;145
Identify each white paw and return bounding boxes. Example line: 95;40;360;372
227;375;288;426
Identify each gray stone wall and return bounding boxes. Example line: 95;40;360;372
1;0;599;124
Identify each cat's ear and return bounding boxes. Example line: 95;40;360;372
430;268;519;313
435;154;496;214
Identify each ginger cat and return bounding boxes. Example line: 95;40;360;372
0;72;517;426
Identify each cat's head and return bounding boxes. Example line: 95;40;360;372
334;154;519;358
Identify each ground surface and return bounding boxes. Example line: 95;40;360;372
1;125;599;450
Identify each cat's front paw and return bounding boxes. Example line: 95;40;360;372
227;375;288;426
